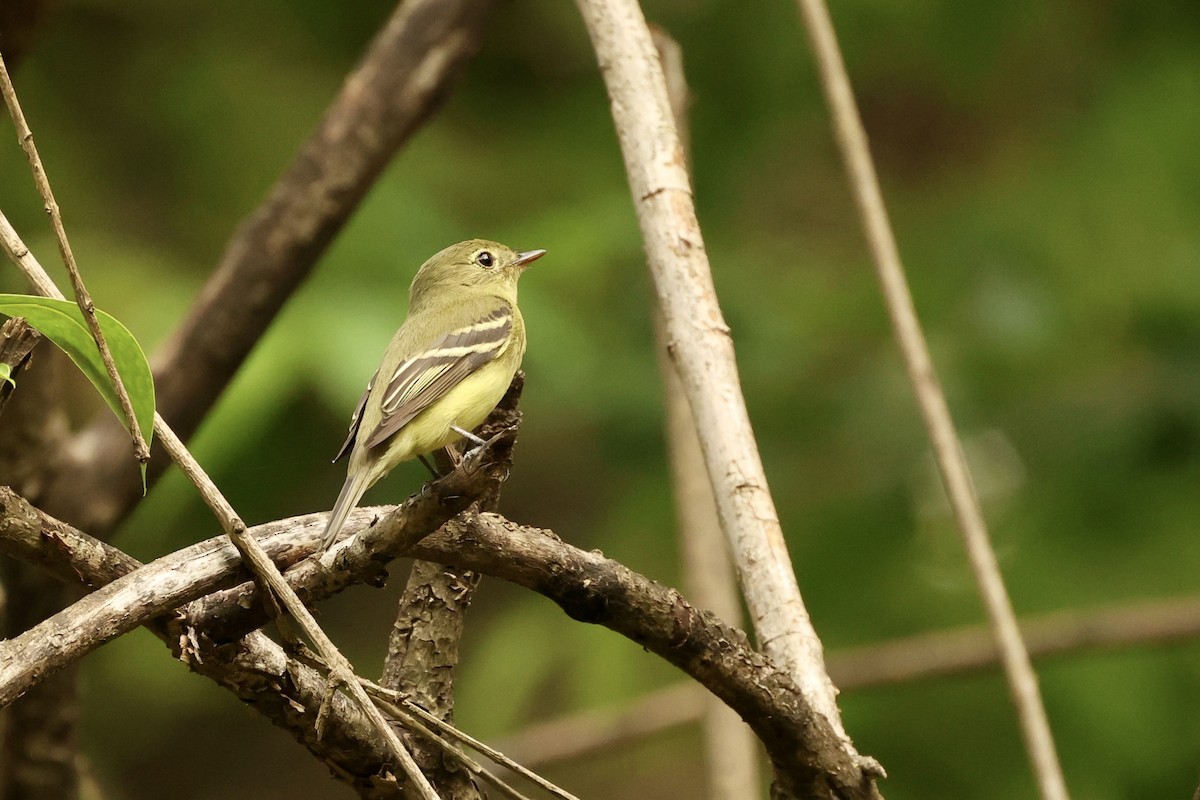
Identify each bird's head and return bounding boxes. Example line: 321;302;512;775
409;239;545;307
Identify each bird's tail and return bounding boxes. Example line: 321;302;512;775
320;468;373;550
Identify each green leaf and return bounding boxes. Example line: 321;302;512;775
0;295;155;488
0;363;14;389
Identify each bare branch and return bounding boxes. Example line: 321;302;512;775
0;52;149;463
424;514;878;799
0;490;874;799
0;210;63;299
0;423;516;704
367;684;581;800
792;1;1067;797
571;5;869;781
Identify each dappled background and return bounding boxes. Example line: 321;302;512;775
2;0;1199;797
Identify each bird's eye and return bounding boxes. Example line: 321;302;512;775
476;250;495;268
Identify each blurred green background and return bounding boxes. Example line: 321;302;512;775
2;0;1199;797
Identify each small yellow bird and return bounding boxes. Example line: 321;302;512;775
320;239;545;550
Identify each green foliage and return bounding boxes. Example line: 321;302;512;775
0;295;154;486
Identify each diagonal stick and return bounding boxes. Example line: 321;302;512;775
792;1;1069;798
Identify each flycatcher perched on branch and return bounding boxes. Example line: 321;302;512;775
320;239;545;550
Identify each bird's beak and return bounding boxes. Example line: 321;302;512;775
513;249;547;270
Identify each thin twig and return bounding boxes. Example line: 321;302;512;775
372;699;539;800
0;210;64;299
0;52;149;464
792;2;1068;798
571;3;871;779
366;682;582;800
0;219;440;799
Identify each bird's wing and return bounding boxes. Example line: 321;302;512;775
332;369;376;463
356;303;514;452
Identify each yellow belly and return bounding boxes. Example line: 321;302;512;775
361;356;516;483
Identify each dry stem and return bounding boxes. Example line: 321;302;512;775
792;1;1068;797
572;3;867;776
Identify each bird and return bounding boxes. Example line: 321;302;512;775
319;239;545;550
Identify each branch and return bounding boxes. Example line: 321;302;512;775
33;0;498;535
792;1;1068;797
0;51;149;463
0;491;876;800
0;423;516;705
424;514;877;799
571;5;871;780
0;496;413;796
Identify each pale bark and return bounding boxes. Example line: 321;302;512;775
572;3;875;783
